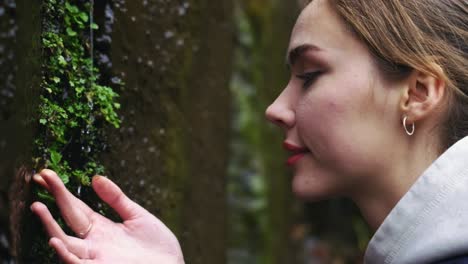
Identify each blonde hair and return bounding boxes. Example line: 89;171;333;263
311;0;468;149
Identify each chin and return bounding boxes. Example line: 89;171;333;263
291;173;339;201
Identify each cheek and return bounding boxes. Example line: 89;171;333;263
297;86;354;143
296;77;374;171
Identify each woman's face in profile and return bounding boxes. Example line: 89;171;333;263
266;0;404;200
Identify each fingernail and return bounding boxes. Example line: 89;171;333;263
93;175;108;180
33;174;42;181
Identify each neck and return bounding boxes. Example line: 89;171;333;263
351;135;441;231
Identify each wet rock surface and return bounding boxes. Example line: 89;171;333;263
0;1;17;262
1;1;233;263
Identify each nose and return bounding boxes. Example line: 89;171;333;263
265;91;295;129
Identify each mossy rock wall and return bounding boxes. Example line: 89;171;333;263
102;1;233;263
0;2;20;261
6;1;233;263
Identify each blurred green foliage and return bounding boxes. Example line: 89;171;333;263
228;0;296;263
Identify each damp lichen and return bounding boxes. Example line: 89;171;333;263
31;0;121;261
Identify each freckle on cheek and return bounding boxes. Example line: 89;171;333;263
326;100;344;113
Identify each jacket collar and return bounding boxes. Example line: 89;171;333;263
365;136;468;264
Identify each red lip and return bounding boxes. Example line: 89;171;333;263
287;153;306;166
283;142;309;152
283;142;309;166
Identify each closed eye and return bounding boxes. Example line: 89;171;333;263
296;72;322;89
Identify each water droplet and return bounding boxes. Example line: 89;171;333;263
176;39;184;47
105;4;114;23
120;160;126;167
178;6;186;16
148;146;156;153
146;60;154;67
130;16;136;22
0;233;9;249
159;128;165;135
164;30;175;39
139;179;145;186
96;35;112;45
98;53;111;66
142;137;149;144
111;76;122;84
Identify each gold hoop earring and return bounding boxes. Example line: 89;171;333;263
403;116;415;136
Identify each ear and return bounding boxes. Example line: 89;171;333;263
399;67;446;124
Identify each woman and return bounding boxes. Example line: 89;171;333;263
31;0;468;263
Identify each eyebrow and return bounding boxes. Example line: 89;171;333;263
286;44;321;68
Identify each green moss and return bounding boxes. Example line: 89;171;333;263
31;0;121;261
38;0;120;190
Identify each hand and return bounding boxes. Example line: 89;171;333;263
31;169;184;264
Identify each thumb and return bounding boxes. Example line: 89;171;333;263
92;176;146;221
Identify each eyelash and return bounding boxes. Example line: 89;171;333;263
296;72;321;89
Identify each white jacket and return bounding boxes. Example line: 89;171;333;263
365;136;468;264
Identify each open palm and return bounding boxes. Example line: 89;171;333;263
31;169;184;264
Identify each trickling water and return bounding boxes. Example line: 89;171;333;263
90;0;94;76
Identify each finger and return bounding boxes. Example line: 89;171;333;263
65;236;93;260
33;173;50;191
31;202;92;259
39;169;93;214
31;202;67;240
49;237;82;264
92;176;146;221
39;169;93;237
